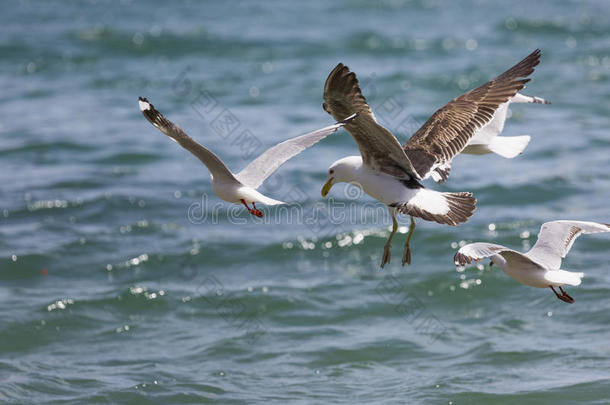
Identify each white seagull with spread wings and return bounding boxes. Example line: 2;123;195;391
454;220;610;303
429;91;550;183
320;50;543;267
458;92;550;164
139;97;355;217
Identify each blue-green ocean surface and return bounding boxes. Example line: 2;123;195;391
2;0;610;403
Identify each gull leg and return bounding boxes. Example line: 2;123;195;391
251;202;264;218
240;199;253;213
550;286;573;304
381;211;398;269
240;199;263;218
402;216;416;266
558;286;575;303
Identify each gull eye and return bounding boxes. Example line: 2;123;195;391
329;169;334;175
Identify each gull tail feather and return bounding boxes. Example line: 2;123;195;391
544;270;584;286
396;190;476;226
487;135;531;158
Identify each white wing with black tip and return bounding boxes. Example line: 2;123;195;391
138;97;240;184
454;242;540;267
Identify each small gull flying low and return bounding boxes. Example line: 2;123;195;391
454;220;610;303
139;97;355;217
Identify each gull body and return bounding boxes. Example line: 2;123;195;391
454;220;610;303
487;252;582;289
462;92;550;159
328;156;459;218
139;97;355;216
321;50;544;267
211;181;281;206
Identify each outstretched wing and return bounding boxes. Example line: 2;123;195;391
404;49;542;182
454;242;540;268
526;220;610;269
323;63;420;180
235;114;357;189
139;97;240;184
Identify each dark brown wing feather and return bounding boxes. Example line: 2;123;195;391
323;63;420;179
404;49;542;180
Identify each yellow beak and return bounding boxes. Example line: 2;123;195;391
321;177;334;197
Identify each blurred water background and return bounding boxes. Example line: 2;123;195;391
2;0;610;403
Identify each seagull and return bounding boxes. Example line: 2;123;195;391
457;92;550;169
139;97;356;217
405;52;547;183
320;50;542;268
454;220;610;303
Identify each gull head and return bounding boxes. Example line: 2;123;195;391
321;156;362;197
489;254;507;270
